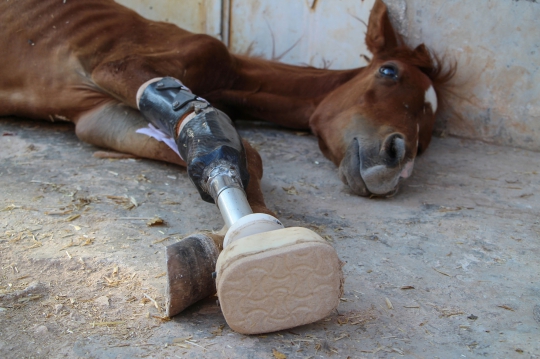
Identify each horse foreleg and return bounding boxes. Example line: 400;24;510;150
75;101;185;166
74;101;273;218
241;139;274;217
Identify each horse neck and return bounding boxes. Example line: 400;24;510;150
207;55;362;130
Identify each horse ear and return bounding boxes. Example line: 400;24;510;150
365;0;399;55
412;43;438;76
413;44;432;62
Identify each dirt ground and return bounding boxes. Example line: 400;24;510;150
1;117;539;359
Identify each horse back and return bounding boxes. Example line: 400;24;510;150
0;0;201;121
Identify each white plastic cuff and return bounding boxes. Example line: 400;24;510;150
136;77;163;110
223;213;284;248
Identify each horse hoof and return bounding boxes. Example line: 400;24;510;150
166;234;220;317
215;227;344;334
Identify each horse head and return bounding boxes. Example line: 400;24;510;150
309;0;453;197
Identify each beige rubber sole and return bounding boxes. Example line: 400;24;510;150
215;227;343;335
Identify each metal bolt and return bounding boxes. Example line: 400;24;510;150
172;101;180;109
156;82;164;88
194;102;208;114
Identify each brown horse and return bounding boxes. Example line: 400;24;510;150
0;0;453;215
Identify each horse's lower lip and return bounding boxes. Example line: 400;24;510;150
347;171;370;196
355;163;371;196
338;140;371;196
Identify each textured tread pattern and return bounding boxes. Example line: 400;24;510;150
217;241;343;334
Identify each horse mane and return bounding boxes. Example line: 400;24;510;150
381;44;456;87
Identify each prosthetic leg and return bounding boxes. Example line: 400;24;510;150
137;77;343;334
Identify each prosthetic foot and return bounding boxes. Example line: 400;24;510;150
217;224;343;334
137;77;343;334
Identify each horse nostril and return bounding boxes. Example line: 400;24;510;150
381;133;406;166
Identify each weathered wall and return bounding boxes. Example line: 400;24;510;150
385;0;540;150
117;0;539;150
115;0;222;37
226;0;375;69
116;0;376;70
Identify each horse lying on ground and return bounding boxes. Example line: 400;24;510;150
1;0;453;207
0;0;454;334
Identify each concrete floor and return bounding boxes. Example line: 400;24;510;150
1;118;539;358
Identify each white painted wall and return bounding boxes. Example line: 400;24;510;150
115;0;222;37
227;0;375;69
117;0;540;150
116;0;375;69
384;0;540;150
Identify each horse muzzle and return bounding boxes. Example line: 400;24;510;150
338;135;414;197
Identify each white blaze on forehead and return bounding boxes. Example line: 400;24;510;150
424;85;438;113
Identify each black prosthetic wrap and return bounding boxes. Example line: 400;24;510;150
178;108;250;203
138;77;249;204
138;77;202;137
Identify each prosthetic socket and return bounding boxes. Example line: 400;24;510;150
138;77;253;227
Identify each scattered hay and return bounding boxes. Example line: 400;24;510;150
272;348;287;359
146;216;165;226
336;310;377;326
106;195;138;210
401;285;415;290
433;267;451;277
91;321;124;327
210;324;225;337
65;214;80;222
282;185;298;195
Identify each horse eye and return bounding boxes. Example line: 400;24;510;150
379;65;398;79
